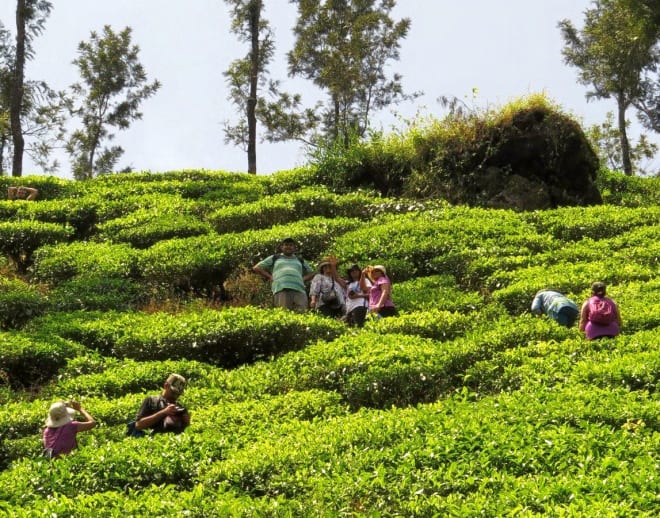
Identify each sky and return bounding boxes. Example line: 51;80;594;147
0;0;644;178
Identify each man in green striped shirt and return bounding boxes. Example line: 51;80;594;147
253;238;315;313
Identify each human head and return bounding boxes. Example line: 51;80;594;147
318;259;333;273
45;401;75;428
591;282;607;296
165;373;186;398
347;264;361;280
279;238;298;255
371;265;387;277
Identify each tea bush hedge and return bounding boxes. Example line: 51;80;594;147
1;165;659;515
0;277;48;329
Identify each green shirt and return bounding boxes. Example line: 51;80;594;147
257;254;312;294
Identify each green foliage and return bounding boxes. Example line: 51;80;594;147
1;164;660;514
597;168;660;206
207;186;383;234
97;209;212;248
0;332;86;389
47;274;145;312
27;307;345;367
30;241;139;285
67;25;161;178
0;220;73;272
0;276;48;329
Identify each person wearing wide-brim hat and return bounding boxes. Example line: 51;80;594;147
360;264;397;318
310;257;347;319
42;400;96;458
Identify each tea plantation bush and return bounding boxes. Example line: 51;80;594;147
0;163;659;516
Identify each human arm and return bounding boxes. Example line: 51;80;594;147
530;293;544;315
23;187;39;200
578;301;589;331
134;398;180;431
615;301;623;326
253;264;273;282
70;400;96;432
359;269;372;293
373;279;392;312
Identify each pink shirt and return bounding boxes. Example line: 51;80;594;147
369;275;395;309
43;421;79;457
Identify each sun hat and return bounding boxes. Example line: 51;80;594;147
318;260;333;271
372;265;387;276
166;373;187;395
45;401;76;428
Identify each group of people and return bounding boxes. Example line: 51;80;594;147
43;374;189;459
531;281;622;340
252;237;397;327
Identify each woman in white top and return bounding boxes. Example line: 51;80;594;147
344;264;369;327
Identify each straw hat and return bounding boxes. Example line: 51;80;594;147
372;265;387;276
45;401;76;428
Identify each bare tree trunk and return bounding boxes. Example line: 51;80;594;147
617;94;633;176
246;0;261;175
10;0;26;177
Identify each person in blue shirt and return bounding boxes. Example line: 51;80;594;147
531;289;579;327
253;238;315;313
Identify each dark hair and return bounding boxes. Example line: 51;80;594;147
591;281;607;296
346;264;361;278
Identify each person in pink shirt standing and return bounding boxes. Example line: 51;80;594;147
42;400;96;459
360;264;397;318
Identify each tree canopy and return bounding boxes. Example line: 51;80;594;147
66;25;160;179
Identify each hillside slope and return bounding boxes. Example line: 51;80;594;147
0;168;659;516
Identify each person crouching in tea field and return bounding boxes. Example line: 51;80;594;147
579;282;622;340
132;374;190;436
43;400;96;458
531;289;579;327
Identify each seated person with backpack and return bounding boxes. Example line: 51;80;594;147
129;374;190;437
578;282;622;340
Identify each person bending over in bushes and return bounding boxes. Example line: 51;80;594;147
360;264;397;318
7;186;39;201
579;281;622;340
132;374;190;436
530;289;579;327
253;237;315;313
43;400;96;459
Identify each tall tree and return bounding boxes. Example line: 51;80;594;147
66;25;160;180
223;0;273;174
586;111;658;175
9;0;52;177
286;0;417;147
559;0;660;175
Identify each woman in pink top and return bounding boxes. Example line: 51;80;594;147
360;264;397;318
578;281;622;340
43;400;96;458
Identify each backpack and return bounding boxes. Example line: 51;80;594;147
588;296;616;325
